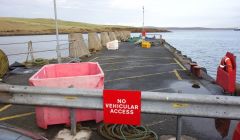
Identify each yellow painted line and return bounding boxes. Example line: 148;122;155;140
97;57;170;62
99;56;172;59
100;58;168;65
96;57;121;61
172;103;189;108
173;58;187;70
174;69;183;80
105;71;174;83
88;57;98;62
64;96;78;100
105;63;177;72
0;104;12;112
0;112;35;121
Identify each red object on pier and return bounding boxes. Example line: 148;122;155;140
190;63;198;73
193;66;202;78
29;62;104;129
233;123;240;140
216;52;236;94
142;30;146;37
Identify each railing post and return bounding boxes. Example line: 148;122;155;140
53;0;61;63
26;41;34;63
70;108;77;135
176;116;182;140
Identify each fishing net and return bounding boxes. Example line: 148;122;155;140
125;31;131;39
108;32;117;41
88;32;102;51
100;32;111;47
68;33;90;57
121;31;131;41
114;31;121;41
119;31;125;41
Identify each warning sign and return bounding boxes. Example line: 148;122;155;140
103;90;141;125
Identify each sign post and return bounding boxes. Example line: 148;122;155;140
103;90;141;125
53;0;61;63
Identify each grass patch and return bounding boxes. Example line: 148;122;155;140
0;17;168;36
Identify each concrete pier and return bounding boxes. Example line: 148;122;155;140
0;39;235;140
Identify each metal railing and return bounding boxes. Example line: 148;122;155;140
0;84;240;139
0;39;85;64
0;39;69;46
0;40;74;57
7;47;69;56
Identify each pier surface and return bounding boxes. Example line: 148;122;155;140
0;40;237;139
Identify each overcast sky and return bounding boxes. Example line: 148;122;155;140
0;0;239;28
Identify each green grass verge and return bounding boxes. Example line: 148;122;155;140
0;17;168;36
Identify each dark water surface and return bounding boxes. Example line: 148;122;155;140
161;30;240;82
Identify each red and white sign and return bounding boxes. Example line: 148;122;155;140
103;90;141;125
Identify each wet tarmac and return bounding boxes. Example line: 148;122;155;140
0;40;237;139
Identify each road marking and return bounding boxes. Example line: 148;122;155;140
104;63;178;72
147;87;171;92
173;58;187;70
95;57;121;61
100;58;169;65
105;71;174;83
0;104;12;112
172;103;189;108
64;96;78;100
0;112;35;121
146;120;165;127
88;57;98;62
98;56;172;59
97;57;171;62
174;69;183;80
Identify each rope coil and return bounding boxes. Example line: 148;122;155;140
98;124;158;140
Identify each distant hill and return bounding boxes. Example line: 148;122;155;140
165;27;234;30
145;26;234;31
0;17;169;36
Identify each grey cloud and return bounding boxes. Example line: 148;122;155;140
0;0;239;27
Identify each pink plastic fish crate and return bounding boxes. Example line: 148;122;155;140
29;62;104;129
